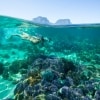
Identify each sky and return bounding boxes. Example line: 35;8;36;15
0;0;100;24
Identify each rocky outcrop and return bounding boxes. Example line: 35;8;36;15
55;19;71;25
32;16;71;25
32;16;50;25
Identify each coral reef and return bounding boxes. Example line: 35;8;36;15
11;56;100;100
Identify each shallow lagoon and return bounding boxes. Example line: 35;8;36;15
0;16;100;100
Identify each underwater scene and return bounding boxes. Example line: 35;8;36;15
0;16;100;100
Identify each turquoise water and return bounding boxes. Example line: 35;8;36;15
0;16;100;100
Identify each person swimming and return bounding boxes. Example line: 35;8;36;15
10;32;49;44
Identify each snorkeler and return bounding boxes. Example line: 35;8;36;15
10;32;49;44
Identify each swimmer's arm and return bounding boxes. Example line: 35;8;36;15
11;34;22;37
7;34;22;40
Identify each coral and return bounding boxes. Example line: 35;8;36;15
42;82;58;94
14;67;41;100
63;76;74;87
80;69;93;80
52;79;63;88
11;56;99;100
58;86;72;99
45;94;61;100
34;94;46;100
95;90;100;100
41;68;58;82
81;96;91;100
